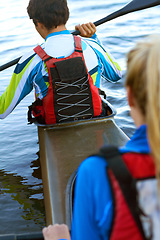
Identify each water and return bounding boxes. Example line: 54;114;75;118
0;0;159;235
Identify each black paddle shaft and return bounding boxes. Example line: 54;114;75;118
95;0;160;26
0;57;21;72
0;0;160;71
73;0;160;35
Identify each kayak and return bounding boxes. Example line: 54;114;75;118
0;98;129;240
36;97;129;228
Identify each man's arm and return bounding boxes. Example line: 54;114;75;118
74;22;122;85
0;51;47;119
87;37;122;82
0;57;34;119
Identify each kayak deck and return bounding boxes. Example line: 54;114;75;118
36;99;129;226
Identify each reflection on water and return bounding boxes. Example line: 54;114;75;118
0;154;45;234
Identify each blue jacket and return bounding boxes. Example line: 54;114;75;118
71;125;150;240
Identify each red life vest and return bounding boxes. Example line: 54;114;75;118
99;145;157;240
29;35;102;124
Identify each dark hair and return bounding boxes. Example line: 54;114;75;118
27;0;69;29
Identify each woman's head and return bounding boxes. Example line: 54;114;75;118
126;35;160;116
126;34;160;176
27;0;69;30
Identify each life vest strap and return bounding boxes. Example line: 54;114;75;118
99;145;148;240
74;36;83;53
34;35;83;62
34;45;50;61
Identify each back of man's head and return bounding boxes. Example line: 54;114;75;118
27;0;69;29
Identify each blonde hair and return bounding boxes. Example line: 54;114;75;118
126;35;160;182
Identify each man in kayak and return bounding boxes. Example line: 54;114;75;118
0;0;121;124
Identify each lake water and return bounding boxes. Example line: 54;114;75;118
0;0;159;236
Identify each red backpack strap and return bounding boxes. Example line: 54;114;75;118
99;145;147;240
34;45;52;62
73;36;83;52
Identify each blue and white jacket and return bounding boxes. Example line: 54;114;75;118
0;30;121;119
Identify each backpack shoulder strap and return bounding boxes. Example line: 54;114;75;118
34;45;52;62
73;36;83;53
99;145;147;239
